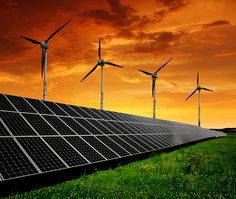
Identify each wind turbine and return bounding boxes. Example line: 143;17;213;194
139;58;173;119
81;38;123;110
21;19;72;101
186;72;213;127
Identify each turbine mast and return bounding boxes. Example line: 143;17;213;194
43;50;47;101
153;80;156;119
101;65;104;110
198;89;201;127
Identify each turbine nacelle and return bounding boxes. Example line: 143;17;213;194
196;85;201;90
152;74;157;79
40;41;49;49
98;59;105;66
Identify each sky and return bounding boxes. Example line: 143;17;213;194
0;0;235;128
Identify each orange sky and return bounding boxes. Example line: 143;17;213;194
0;0;235;128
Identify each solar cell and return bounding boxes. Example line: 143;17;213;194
0;112;36;136
75;118;103;135
99;121;123;134
26;98;53;114
17;137;66;172
0;138;38;179
0;119;10;136
60;117;91;135
88;120;114;135
42;115;76;135
42;101;68;116
79;107;101;119
82;136;119;159
129;135;154;151
57;104;81;117
97;136;130;157
119;135;147;153
65;136;105;162
108;135;139;155
90;109;111;120
7;95;36;113
0;94;16;111
22;114;58;135
69;105;92;118
43;137;88;166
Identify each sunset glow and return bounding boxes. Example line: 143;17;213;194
0;0;235;128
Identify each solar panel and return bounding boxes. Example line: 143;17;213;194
0;112;36;136
17;137;66;172
42;101;68;116
0;93;226;186
0;94;16;111
0;138;38;179
6;95;36;113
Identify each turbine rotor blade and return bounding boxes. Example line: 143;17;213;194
41;48;46;78
201;87;213;92
98;38;101;59
154;58;173;74
197;72;199;86
21;36;41;44
80;64;99;82
152;78;156;97
46;19;72;43
105;62;123;68
139;69;152;76
186;89;197;101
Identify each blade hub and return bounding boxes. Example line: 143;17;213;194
197;85;201;90
152;74;157;78
40;41;49;49
98;59;105;66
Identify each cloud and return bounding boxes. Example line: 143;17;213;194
154;0;190;22
118;75;141;84
82;0;149;29
202;20;230;29
133;31;185;54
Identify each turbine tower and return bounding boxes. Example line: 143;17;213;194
21;19;71;101
139;58;173;119
186;72;213;127
81;38;123;110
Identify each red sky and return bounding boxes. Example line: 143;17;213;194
0;0;235;128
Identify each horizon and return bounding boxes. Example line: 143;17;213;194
0;0;235;128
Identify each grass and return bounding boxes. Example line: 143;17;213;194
6;135;236;199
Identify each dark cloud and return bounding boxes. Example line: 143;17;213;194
133;31;185;54
154;0;190;22
202;20;230;29
82;0;149;29
0;36;30;58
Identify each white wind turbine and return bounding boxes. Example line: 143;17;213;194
139;58;173;119
21;19;71;101
186;72;213;127
80;38;123;110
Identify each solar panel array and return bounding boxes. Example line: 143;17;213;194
0;93;225;182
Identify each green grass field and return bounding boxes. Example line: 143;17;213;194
7;135;236;199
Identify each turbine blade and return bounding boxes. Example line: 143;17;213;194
80;64;98;82
152;78;156;97
155;58;173;74
41;49;46;78
104;62;123;68
21;36;41;44
139;69;152;76
98;38;101;59
46;19;72;43
186;89;197;101
202;87;213;92
197;72;199;86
